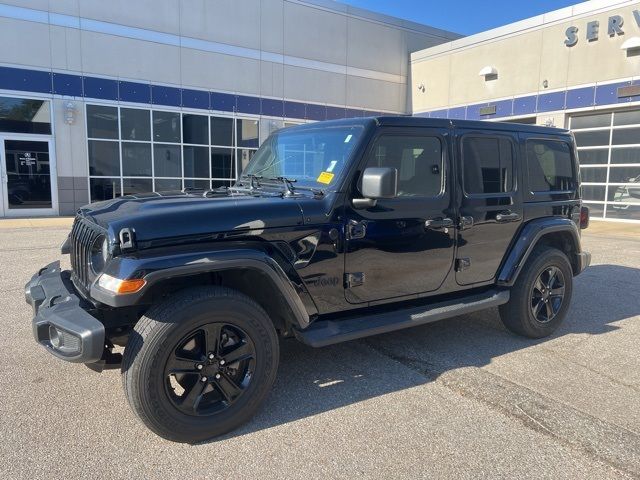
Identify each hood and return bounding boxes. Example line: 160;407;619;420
80;190;305;244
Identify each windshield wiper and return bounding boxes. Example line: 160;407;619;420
263;176;325;197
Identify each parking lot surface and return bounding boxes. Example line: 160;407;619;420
1;223;639;479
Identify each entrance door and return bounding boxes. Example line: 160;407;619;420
0;137;57;216
344;127;456;304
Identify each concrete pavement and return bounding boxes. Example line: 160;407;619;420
0;225;638;479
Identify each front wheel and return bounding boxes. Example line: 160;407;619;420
121;286;279;443
499;246;573;338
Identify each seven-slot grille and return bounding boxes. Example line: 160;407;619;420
69;217;105;289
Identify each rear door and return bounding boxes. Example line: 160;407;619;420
455;129;523;285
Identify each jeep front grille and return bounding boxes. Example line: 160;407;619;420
69;217;105;290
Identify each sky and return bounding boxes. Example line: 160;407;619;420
339;0;587;35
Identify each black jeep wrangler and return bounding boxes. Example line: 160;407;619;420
25;117;590;442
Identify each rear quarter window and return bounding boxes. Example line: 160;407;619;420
525;139;575;193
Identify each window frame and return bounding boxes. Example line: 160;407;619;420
357;130;447;201
460;133;517;198
524;137;577;197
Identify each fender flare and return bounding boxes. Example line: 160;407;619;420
497;217;582;287
90;248;312;328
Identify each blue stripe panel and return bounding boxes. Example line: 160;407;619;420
628;79;640;103
595;81;630;105
306;103;326;121
181;88;209;109
565;86;595;109
494;99;513;117
119;81;151;103
448;106;466;120
430;109;448;119
261;98;284;117
537;91;565;112
83;76;118;100
345;108;363;119
52;72;82;96
0;66;51;94
513;95;537;116
465;104;483;121
326;106;346;120
151;85;180;106
283;100;305;119
210;92;236;112
236;95;260;114
362;110;380;117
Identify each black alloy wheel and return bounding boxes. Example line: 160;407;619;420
164;323;256;415
529;266;566;324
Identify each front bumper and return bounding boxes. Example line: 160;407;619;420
25;261;105;364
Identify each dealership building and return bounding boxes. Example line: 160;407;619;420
0;0;639;223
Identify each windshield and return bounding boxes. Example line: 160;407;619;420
240;125;364;189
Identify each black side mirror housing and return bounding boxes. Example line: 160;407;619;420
353;167;398;209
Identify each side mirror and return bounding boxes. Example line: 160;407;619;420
353;167;398;209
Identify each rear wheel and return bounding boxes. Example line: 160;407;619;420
121;286;279;443
499;246;573;338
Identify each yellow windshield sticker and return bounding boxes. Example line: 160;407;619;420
317;171;335;184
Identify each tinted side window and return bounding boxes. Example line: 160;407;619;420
526;139;574;192
463;136;514;194
365;135;443;197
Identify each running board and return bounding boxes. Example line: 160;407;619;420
295;290;510;347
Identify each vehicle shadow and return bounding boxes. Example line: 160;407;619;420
208;263;640;443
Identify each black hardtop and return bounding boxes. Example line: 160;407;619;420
285;115;571;137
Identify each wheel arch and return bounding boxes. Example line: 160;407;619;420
497;217;582;287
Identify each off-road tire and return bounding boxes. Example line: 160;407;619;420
499;246;573;338
121;286;279;443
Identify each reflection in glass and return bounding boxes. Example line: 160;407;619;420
613;110;640;127
577;149;608;165
123;178;153;196
183;114;208;145
573;130;610;147
184;179;210;190
211;148;234;178
581;185;606;201
580;167;607;183
153;111;181;143
612;128;640;146
611;147;640;164
154;178;182;191
238;149;256;174
571;113;611;130
583;203;604;219
211;117;234;146
609;167;640;183
183;146;209;178
154;144;181;177
122;143;152;176
237;119;259;148
88;140;120;176
120;108;150;141
4;140;52;209
87;105;118;139
0;97;51;134
90;177;121;202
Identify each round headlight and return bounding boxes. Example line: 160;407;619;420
90;235;109;274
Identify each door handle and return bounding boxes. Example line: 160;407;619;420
496;211;521;223
425;217;454;229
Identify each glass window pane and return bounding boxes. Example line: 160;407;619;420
0;97;51;134
612;127;640;146
578;149;608;165
462;136;514;194
4;140;52;209
153;111;180;143
154;144;181;177
154;178;182;191
570;113;611;129
123;178;153;196
211;147;234;178
583;203;604;219
237;119;259;148
606;205;640;220
608;166;640;183
183;114;208;144
573;130;610;147
121;143;152;176
87;105;118;139
212;180;232;189
211;117;234;146
526;140;575;192
90;177;120;201
582;185;606;201
580;167;607;183
88;140;120;176
183;146;209;178
608;182;640;204
613;110;640;127
238;148;256;174
611;147;640;164
184;179;210;190
120;108;150;141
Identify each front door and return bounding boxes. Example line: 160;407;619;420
0;137;57;216
344;128;456;304
455;129;523;285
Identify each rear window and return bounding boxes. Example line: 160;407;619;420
462;136;514;194
526;139;575;192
